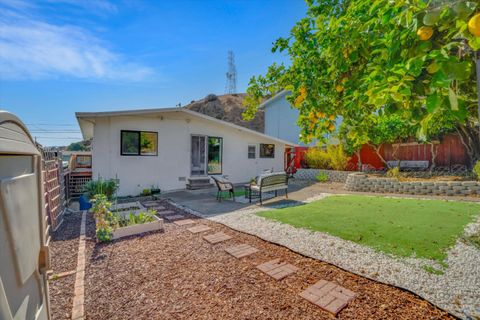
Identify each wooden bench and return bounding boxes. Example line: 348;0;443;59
387;160;429;170
249;172;288;205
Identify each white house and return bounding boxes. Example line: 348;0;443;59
260;90;339;146
76;107;294;196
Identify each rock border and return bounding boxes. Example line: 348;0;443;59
345;172;480;196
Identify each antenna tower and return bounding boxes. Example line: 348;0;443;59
225;50;237;94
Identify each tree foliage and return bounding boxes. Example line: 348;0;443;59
244;0;480;164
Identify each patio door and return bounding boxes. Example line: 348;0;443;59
191;135;207;176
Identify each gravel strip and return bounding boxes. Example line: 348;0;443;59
83;199;450;319
169;196;480;320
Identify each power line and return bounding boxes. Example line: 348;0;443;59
26;123;78;126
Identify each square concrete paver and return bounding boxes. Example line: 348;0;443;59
203;232;232;244
187;224;212;233
173;219;196;226
156;210;175;215
256;258;298;280
142;201;161;207
299;280;356;316
225;244;259;258
164;214;185;221
152;205;166;211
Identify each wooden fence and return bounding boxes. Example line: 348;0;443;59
40;148;68;232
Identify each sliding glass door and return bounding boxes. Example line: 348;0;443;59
191;135;223;176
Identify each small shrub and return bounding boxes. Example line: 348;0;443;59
84;178;118;200
327;145;350;171
305;147;331;169
117;210;156;227
473;160;480;181
316;172;329;183
386;167;400;179
142;188;151;196
305;145;350;170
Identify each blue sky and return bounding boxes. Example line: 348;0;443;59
0;0;307;146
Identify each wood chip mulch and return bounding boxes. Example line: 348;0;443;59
49;212;82;320
77;200;453;320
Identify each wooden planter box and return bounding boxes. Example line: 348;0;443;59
111;215;163;240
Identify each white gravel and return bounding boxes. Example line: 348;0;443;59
168;194;480;320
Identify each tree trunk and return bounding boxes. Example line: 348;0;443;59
429;142;437;173
355;150;362;171
456;123;480;168
368;143;389;169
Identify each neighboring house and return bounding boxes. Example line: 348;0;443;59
260;90;339;147
76;107;294;196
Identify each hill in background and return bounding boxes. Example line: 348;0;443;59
185;93;264;133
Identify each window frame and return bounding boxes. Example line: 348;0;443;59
259;143;275;158
120;130;158;156
247;144;256;159
207;136;223;175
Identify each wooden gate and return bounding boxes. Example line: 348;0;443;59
41;147;67;231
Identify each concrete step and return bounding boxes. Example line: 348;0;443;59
186;183;214;190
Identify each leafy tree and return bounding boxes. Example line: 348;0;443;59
66;141;86;151
243;0;480;166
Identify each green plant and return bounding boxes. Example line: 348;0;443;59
305;147;331;169
91;194;114;242
422;265;444;276
473;160;480;181
117;210;156;227
84;178;118;200
326;145;350;171
386;167;401;179
305;145;350;170
316;172;329;183
142;188;151;196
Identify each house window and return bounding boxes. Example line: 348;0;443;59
121;130;158;156
207;137;222;174
259;144;275;158
248;145;256;159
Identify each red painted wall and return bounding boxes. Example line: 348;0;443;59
289;134;468;170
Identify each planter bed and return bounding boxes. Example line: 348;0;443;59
110;215;163;240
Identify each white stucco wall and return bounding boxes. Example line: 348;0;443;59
91;111;286;196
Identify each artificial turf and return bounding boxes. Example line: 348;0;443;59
257;195;479;261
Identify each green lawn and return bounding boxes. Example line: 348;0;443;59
257;195;479;262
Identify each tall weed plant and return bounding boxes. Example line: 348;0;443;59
305;145;350;171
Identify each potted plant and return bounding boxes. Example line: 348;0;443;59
151;184;161;194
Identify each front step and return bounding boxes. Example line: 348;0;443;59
186;177;214;190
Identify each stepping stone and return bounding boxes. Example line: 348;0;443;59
142;201;161;207
173;219;196;226
164;214;185;221
187;224;211;234
225;244;259;258
203;232;232;244
299;280;356;316
152;205;166;211
256;258;298;280
156;210;175;215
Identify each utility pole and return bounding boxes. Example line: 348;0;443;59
225;50;237;94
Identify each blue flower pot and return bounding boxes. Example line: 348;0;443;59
79;194;92;210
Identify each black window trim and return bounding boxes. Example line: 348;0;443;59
259;143;275;158
120;130;158;156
